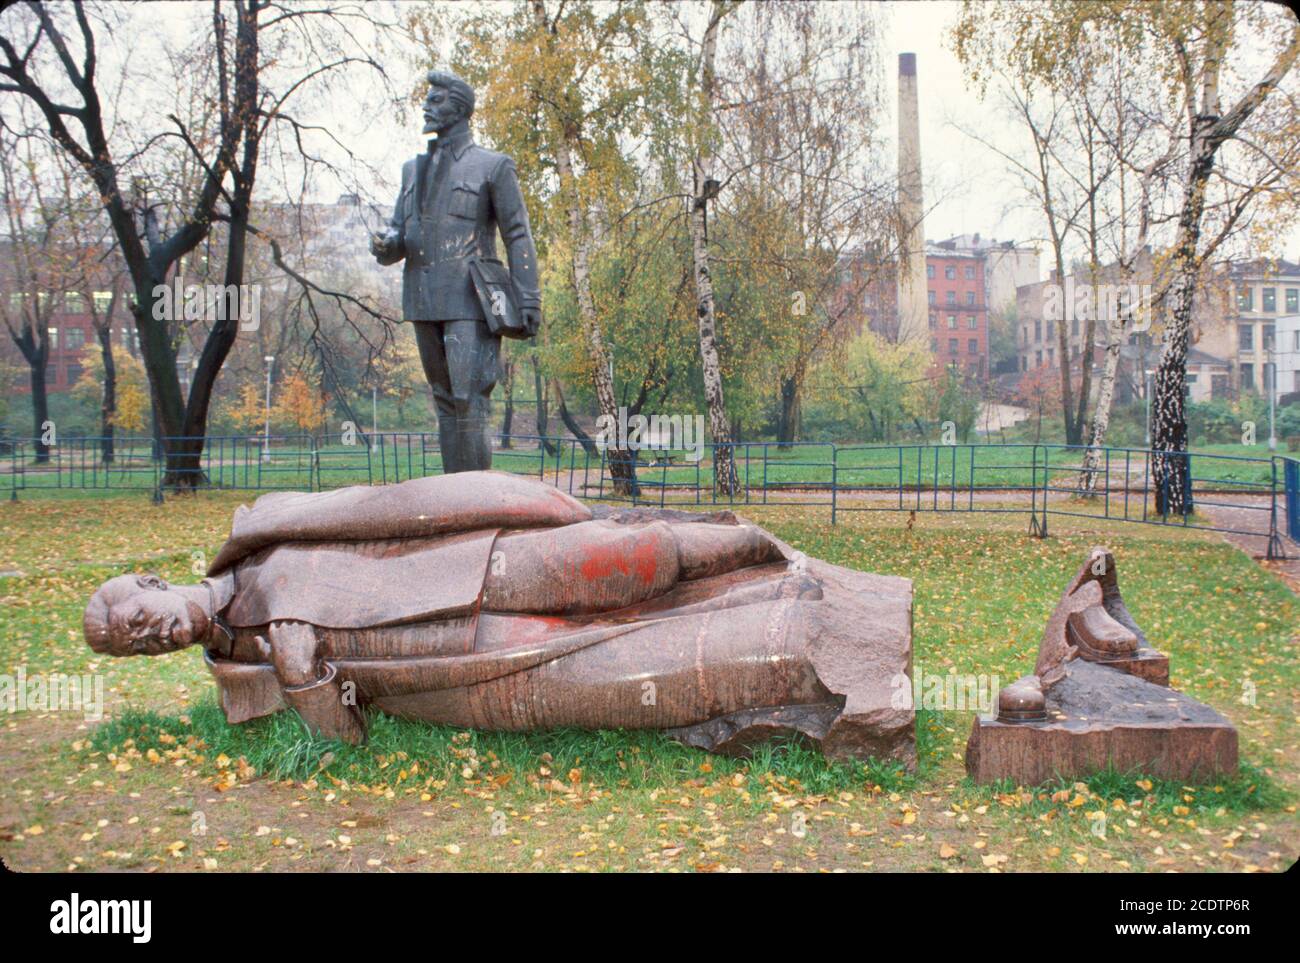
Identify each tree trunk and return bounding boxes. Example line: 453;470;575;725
531;0;636;497
97;320;116;464
553;378;599;458
777;374;802;449
690;0;738;496
500;359;514;449
531;353;556;458
1079;322;1121;493
6;316;52;463
28;354;50;464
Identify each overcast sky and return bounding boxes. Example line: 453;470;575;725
10;0;1297;269
331;1;1044;253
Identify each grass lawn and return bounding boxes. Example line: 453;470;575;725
0;492;1296;872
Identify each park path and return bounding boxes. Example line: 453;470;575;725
1196;496;1300;594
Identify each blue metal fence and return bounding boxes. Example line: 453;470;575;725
2;433;1297;559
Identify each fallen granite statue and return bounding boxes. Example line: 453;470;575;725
84;471;914;765
965;547;1238;784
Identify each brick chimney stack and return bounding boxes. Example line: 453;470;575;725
896;53;927;344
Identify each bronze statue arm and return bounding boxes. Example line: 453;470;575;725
489;156;542;324
370;161;410;266
260;620;366;744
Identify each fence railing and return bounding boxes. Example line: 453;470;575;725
2;433;1296;559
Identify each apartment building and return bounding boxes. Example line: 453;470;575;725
926;243;988;378
935;234;1039;317
1195;259;1300;395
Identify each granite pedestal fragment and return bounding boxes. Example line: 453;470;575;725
965;548;1238;785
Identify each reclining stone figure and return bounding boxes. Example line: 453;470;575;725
84;471;914;764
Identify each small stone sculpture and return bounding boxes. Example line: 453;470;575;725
965;547;1238;784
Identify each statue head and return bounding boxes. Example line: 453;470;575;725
423;69;475;135
84;574;211;657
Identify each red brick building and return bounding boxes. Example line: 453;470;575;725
2;289;137;393
926;241;988;379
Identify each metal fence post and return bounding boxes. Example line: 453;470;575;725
831;444;838;525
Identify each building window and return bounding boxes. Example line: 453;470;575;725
927;289;936;305
1287;288;1298;313
47;326;58;349
931;338;938;352
1238;323;1254;350
945;266;955;280
948;338;958;354
1263;324;1275;351
968;338;977;355
1021;356;1027;371
947;314;957;329
64;292;84;312
1262;288;1276;312
1241;363;1254;389
946;290;956;305
1237;287;1254;311
967;315;977;329
66;364;83;385
926;264;935;279
964;265;975;280
928;312;936;329
93;291;113;313
1036;350;1043;367
966;291;975;306
65;326;85;349
1034;320;1042;340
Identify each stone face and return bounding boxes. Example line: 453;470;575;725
86;472;914;764
967;547;1238;785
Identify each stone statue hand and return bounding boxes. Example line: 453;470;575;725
369;231;399;260
266;620;322;687
521;307;542;338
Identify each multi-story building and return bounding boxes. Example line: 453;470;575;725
926;242;989;378
1196;259;1300;395
1015;254;1261;404
1274;313;1300;400
935;234;1039;318
1;277;136;395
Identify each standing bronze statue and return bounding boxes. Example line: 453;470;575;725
370;70;541;472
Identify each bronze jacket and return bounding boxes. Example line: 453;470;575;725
377;127;541;322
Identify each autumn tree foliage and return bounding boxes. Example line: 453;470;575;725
273;372;327;435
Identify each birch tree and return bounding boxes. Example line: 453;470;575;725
955;0;1300;514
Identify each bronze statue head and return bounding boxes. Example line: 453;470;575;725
84;574;211;657
422;69;475;134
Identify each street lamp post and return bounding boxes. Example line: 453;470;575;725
1144;369;1154;448
262;355;275;463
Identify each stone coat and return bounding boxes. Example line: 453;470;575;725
376;128;541;322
